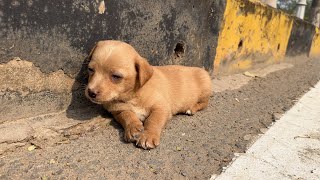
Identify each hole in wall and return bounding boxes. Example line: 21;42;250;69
238;40;243;51
277;43;280;51
174;42;185;58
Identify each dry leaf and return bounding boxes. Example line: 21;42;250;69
149;165;157;174
56;140;71;144
98;1;105;14
50;159;56;164
27;145;36;151
243;71;257;78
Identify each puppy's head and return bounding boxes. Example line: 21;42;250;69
85;40;153;104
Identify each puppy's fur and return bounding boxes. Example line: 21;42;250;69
86;40;212;149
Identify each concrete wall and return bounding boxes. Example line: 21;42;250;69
0;0;226;122
213;0;319;75
214;0;293;75
0;0;226;75
0;0;319;122
310;28;320;58
286;18;316;57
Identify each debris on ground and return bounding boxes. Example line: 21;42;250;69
243;71;258;78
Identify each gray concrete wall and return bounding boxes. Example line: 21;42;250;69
1;0;226;75
0;0;226;122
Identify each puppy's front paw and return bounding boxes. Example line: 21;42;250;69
124;122;144;142
136;131;160;150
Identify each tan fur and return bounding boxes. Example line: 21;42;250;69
85;40;213;149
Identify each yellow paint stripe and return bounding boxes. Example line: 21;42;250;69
214;0;293;75
310;27;320;58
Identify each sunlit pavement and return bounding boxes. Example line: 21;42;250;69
214;81;320;180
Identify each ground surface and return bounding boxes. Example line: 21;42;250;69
216;81;320;180
0;57;320;179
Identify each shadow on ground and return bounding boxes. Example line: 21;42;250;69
65;56;108;121
64;55;127;143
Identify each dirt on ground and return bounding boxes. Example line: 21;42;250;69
0;57;320;179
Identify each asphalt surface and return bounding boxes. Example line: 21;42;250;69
0;57;320;179
215;80;320;180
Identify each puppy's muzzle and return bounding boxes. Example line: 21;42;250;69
88;88;99;99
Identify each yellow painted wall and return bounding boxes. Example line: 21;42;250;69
310;27;320;58
214;0;293;75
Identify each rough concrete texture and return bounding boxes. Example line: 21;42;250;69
0;30;85;77
0;58;75;122
0;0;226;74
0;58;74;95
1;0;319;77
0;0;226;124
215;81;320;180
214;0;293;75
213;63;293;92
286;18;316;57
0;105;108;155
0;56;319;179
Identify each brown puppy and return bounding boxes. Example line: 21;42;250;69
85;40;212;149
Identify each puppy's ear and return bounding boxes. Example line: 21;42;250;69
135;56;153;88
88;43;97;60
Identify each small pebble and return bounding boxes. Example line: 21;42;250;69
260;128;268;134
28;145;36;151
243;134;252;141
222;157;230;162
211;174;218;179
49;159;56;164
272;113;282;121
52;169;63;175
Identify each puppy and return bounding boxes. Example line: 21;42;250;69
85;40;212;149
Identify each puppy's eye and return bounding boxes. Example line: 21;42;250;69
111;73;123;82
88;67;94;73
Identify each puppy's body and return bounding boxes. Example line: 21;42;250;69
86;40;212;149
105;65;211;120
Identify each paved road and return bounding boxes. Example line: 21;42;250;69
0;57;319;179
215;81;320;180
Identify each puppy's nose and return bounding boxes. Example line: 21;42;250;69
88;88;98;98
